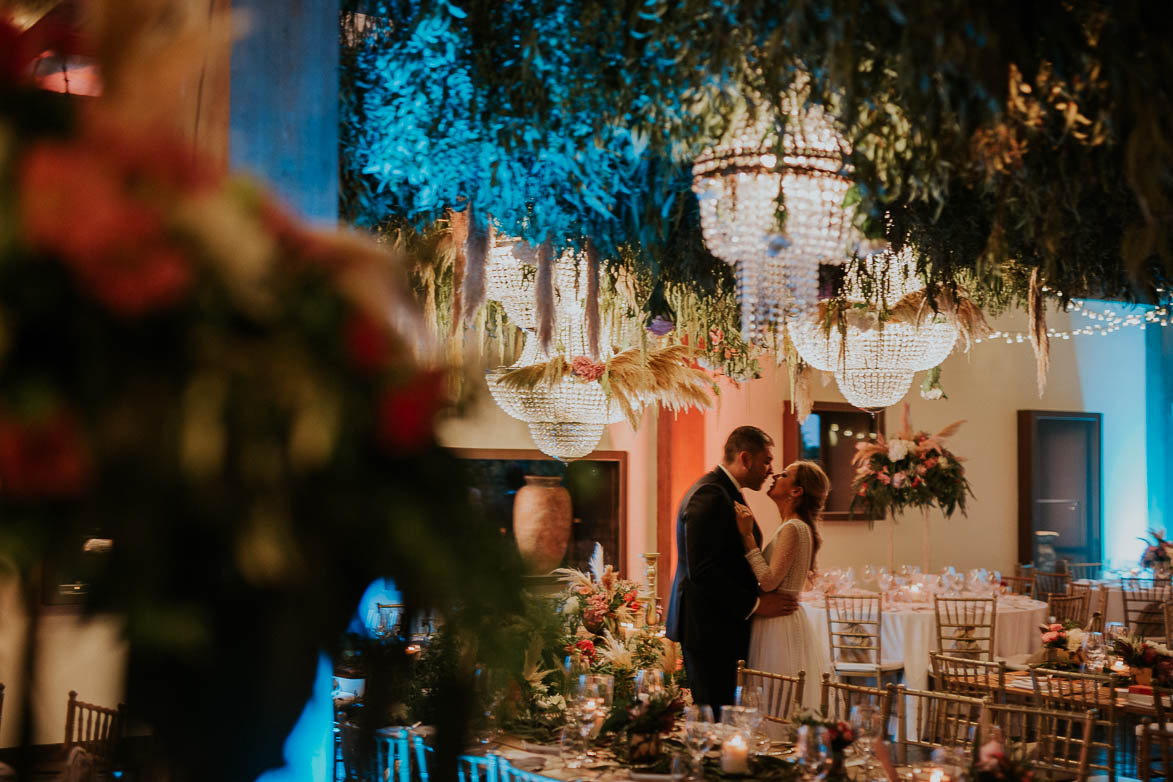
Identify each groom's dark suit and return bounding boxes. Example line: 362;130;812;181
664;467;762;709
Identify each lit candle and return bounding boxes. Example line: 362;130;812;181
721;733;749;774
929;768;948;782
1111;659;1128;673
620;622;635;641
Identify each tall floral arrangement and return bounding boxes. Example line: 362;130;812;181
1140;531;1173;569
851;403;973;520
0;7;519;781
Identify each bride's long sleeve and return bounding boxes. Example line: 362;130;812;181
745;523;799;593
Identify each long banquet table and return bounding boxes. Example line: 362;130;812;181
800;590;1050;691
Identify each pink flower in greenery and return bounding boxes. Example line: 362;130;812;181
892;471;908;488
876;471;891;485
570;356;606;382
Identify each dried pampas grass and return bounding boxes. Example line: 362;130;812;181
1028;268;1049;397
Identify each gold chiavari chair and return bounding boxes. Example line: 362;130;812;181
982;700;1095;781
1029;667;1117;782
64;691;124;771
1122;577;1172;640
819;674;892;726
1140;718;1173;782
825;594;904;684
736;661;805;727
1067;583;1107;631
1138;684;1173;782
1164;603;1173;648
1067;562;1104;582
930;652;1007;703
1048;593;1090;626
1035;571;1072;603
891;684;985;765
934;596;998;661
1003;575;1036;599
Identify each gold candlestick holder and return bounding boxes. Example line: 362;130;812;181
642;552;660;625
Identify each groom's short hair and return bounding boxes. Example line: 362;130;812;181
722;426;774;463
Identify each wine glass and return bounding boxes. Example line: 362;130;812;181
636;669;664;698
1082;631;1107;672
735;683;764;711
861;564;876;587
797;723;827;777
878;571;895;596
474;665;506;745
683;705;717;779
850;704;881;769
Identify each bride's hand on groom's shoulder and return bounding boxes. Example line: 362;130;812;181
733;501;755;538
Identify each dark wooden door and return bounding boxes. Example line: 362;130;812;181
1017;411;1103;566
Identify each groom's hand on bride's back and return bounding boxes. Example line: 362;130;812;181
755;591;798;617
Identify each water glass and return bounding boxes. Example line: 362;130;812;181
683;705;717;778
862;564;876;586
635;669;664;698
797;724;827;777
735;684;764;711
850;704;881;762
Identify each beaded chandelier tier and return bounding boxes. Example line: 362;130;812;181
484;238;589;330
692;93;857;343
788;246;960;410
484;244;633;459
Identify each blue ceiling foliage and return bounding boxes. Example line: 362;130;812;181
341;0;726;258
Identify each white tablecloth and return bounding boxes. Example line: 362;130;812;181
800;592;1049;692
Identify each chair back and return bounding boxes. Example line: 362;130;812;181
1002;575;1035;599
1142;685;1173;782
1067;562;1103;581
1034;571;1072;603
1028;667;1116;781
934;596;998;661
374;726;422;782
981;700;1094;781
1048;593;1089;626
931;652;1007;702
819;674;892;727
825;594;884;675
736;660;804;725
63;691;123;768
458;754;501;782
1121;577;1172;639
891;684;985;765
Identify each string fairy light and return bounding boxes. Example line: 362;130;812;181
971;294;1173;347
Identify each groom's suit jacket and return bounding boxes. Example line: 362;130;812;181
665;467;762;660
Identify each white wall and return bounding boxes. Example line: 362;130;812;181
0;574;127;747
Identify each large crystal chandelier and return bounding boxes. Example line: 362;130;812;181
485;238;588;330
692;90;857;342
788;246;960;410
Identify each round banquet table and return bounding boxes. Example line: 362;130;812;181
799;590;1050;692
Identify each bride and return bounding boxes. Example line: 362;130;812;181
734;460;831;710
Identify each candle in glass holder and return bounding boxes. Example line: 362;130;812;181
928;768;949;782
620;622;635;641
721;732;749;774
1111;659;1128;674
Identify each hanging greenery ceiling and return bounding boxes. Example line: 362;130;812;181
341;0;1173;336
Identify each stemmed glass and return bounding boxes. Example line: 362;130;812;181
861;565;876;587
683;705;717;779
796;723;828;777
850;705;881;772
636;669;665;698
473;665;506;745
1082;631;1107;673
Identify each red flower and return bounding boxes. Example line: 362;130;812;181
571;639;597;664
345;311;394;373
376;372;445;452
19;140;192;316
0;408;90;499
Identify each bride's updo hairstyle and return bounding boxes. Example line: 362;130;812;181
789;460;830;570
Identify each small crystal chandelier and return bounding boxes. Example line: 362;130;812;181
788;246;960;410
692;91;857;343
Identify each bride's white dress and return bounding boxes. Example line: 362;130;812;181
747;519;830;711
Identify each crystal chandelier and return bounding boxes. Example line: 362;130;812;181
527;422;605;460
484;239;588;330
788;246;960;410
692;92;857;342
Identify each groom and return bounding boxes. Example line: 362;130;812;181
665;426;798;710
